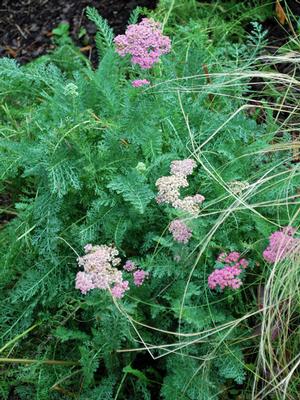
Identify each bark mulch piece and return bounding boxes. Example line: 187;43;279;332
0;0;158;65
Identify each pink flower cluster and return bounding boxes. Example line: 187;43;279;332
123;260;137;272
111;281;129;298
131;79;150;87
155;159;205;216
169;219;192;244
156;174;189;205
123;259;148;287
133;269;148;286
208;252;249;291
75;244;129;298
155;159;205;245
173;194;205;215
170;159;196;177
114;18;171;69
263;226;300;263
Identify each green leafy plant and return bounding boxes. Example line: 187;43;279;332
0;2;299;400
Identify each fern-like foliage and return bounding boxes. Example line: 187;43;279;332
107;170;154;214
0;2;298;400
86;6;114;57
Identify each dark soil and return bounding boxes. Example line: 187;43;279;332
0;0;158;64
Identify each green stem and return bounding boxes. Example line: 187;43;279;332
114;372;128;400
0;357;79;366
0;322;41;353
0;208;17;215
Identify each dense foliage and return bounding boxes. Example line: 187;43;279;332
1;1;299;399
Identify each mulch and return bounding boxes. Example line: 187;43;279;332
0;0;158;64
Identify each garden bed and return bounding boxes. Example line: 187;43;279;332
1;1;300;400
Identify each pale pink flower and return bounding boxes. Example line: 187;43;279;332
133;269;148;286
170;159;196;177
155;159;205;215
111;280;129;298
75;271;95;295
132;79;150;87
155;174;189;205
173;194;205;216
123;260;137;272
75;244;129;298
169;219;192;244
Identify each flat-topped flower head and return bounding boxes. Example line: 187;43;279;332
169;219;192;244
156;174;189;205
133;269;149;286
75;244;129;298
75;271;95;295
123;260;137;272
132;79;150;87
155;159;204;216
111;280;129;298
263;226;300;263
114;18;171;69
224;252;241;263
170;159;197;177
208;266;243;290
208;252;250;291
173;194;205;216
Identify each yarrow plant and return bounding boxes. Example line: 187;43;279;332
123;259;137;272
208;252;249;290
169;219;192;244
3;4;300;398
131;79;150;87
75;244;129;298
114;18;171;69
263;226;300;263
156;159;205;244
155;159;204;215
170;159;197;177
133;269;149;286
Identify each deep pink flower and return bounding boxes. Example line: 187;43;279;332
263;226;300;263
224;252;241;263
208;252;250;291
208;266;242;290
